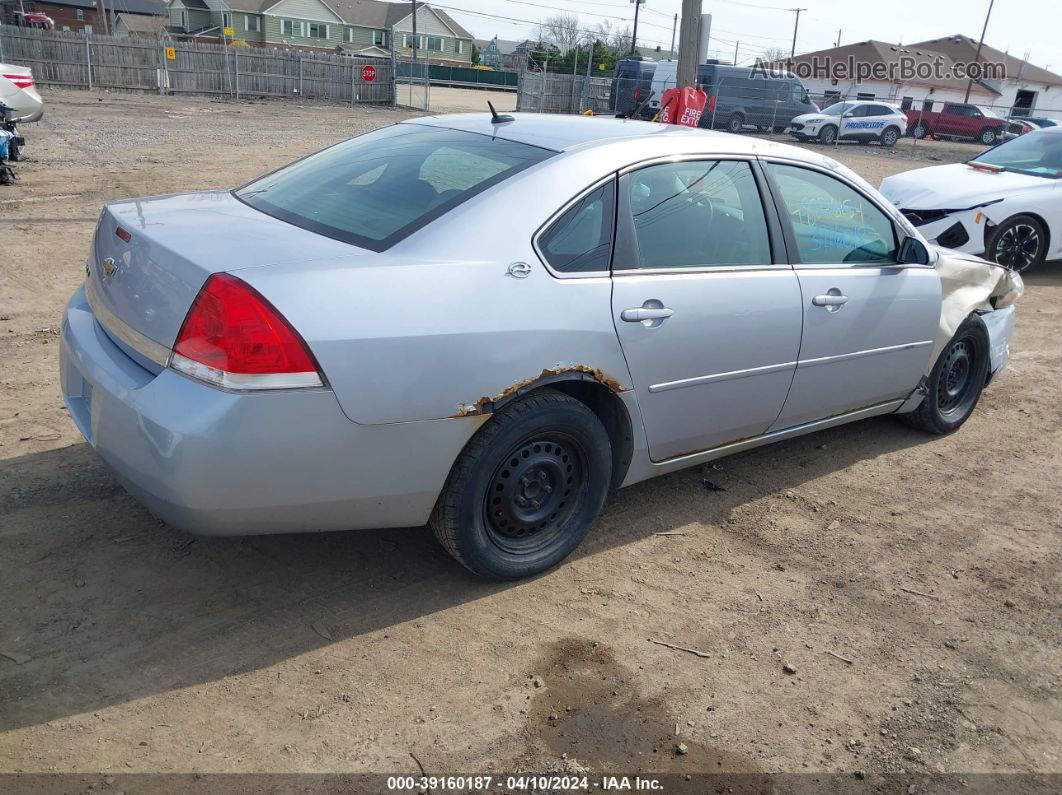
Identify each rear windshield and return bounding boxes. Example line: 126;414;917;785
236;124;554;251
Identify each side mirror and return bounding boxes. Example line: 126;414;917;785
898;236;931;265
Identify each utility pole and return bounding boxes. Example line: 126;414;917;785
788;7;806;58
630;0;645;55
964;0;994;102
835;28;841;47
670;12;677;59
676;0;701;89
733;40;739;65
411;0;418;84
96;0;109;35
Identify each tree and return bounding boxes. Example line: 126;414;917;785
589;21;632;54
540;13;582;55
762;47;789;65
471;42;481;65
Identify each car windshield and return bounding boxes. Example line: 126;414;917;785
236;124;554;251
977;106;1001;118
969;131;1062;179
820;102;856;116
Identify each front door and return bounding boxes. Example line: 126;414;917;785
763;161;941;429
610;158;803;462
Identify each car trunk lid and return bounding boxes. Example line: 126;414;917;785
88;190;366;361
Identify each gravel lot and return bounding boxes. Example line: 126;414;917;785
1;89;1059;788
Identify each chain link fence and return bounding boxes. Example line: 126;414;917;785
0;27;394;104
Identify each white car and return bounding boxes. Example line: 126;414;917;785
789;100;906;147
880;125;1062;272
0;63;44;124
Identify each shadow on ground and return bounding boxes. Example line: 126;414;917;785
0;415;934;731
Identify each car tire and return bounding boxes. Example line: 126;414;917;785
978;128;998;145
7;141;21;161
726;113;745;134
911;122;930;139
900;315;990;435
817;124;837;144
430;389;612;580
986;214;1048;273
880;127;900;147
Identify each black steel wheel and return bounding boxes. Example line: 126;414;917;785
482;431;586;555
987;214;1046;273
431;389;611;580
900;315;990;435
726;113;744;134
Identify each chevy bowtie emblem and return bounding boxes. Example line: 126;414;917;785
102;257;118;278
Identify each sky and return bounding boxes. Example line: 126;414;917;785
438;0;1059;75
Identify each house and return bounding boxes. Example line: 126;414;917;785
911;35;1062;120
114;10;166;36
475;37;534;71
167;0;473;65
1;0;166;34
778;38;1062;121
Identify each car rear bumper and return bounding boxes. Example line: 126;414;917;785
60;286;482;536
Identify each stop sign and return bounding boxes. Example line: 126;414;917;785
361;65;376;82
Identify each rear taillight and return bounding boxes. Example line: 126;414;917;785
3;73;34;90
170;273;323;390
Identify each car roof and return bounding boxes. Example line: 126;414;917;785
405;112;821;157
407;112;707;152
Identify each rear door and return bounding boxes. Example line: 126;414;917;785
610;158;803;461
763;161;940;429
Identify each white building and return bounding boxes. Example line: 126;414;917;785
781;37;1062;121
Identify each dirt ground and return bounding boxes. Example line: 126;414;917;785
1;89;1059;789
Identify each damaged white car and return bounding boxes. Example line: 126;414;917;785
880;124;1062;272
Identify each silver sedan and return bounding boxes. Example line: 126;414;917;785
60;113;1021;579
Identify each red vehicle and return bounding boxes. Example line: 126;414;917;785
906;102;1005;145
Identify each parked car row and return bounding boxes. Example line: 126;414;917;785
609;60;1060;150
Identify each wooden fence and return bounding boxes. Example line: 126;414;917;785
0;28;394;104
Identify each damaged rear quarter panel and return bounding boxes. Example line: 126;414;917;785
239;257;632;426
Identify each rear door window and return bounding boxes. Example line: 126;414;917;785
236;125;554;252
538;181;616;273
623;160;772;268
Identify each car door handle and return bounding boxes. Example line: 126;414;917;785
812;293;849;307
621;307;674;322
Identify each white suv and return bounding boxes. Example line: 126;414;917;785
789;100;907;147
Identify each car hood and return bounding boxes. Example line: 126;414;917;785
879;162;1051;209
792;112;828;124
